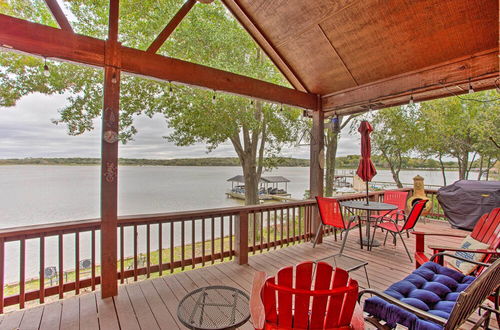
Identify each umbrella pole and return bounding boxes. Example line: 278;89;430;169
365;181;369;205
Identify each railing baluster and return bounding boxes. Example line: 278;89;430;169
120;226;124;284
259;211;263;253
274;209;277;249
170;221;174;273
228;216;232;260
91;229;96;291
298;206;302;242
192;219;195;269
280;209;284;246
39;235;45;304
0;238;4;314
267;210;271;251
202;217;206;266
58;233;63;299
158;222;163;276
252;211;256;255
292;207;296;243
133;225;138;281
286;208;290;245
20;238;25;309
181;221;185;270
146;224;151;278
75;231;80;295
211;216;215;264
220;216;224;262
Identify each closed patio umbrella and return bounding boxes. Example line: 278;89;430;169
356;120;377;204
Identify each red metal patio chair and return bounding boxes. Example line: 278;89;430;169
370;190;408;223
370;199;428;262
250;261;362;330
314;197;363;254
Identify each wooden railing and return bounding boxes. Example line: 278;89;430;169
424;189;446;219
0;188;421;312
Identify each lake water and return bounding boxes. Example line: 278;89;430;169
0;165;467;283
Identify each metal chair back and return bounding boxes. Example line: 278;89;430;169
402;200;427;231
383;190;408;213
445;258;500;329
315;197;347;230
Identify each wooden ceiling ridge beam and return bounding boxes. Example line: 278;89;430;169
43;0;73;32
146;0;197;54
0;14;317;109
221;0;309;93
322;48;499;114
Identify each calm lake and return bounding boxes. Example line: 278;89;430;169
0;165;467;283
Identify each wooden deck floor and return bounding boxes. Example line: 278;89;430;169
0;220;491;330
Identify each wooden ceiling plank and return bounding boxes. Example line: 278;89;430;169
43;0;73;32
146;0;196;54
0;14;317;110
222;0;309;92
322;49;499;114
318;24;358;86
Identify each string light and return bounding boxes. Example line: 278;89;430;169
409;95;414;105
169;82;174;97
43;58;50;77
111;73;117;84
280;104;283;112
212;90;217;104
468;79;474;94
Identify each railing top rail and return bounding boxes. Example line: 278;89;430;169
0;219;101;241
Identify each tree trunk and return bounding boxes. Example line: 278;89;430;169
438;153;447;186
478;157;484;180
324;130;339;197
381;149;403;188
458;153;468;180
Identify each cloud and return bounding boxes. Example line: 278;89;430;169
0;93;361;159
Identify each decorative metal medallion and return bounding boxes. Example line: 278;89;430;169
103;130;119;144
104;161;117;183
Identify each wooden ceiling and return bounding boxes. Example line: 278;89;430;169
225;0;499;114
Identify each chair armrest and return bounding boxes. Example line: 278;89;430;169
358;289;447;326
250;271;267;330
429;252;493;267
411;231;467;238
428;246;500;255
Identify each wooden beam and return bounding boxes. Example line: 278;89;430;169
222;0;308;92
146;0;196;54
43;0;73;32
309;95;324;243
322;49;499;115
100;0;120;299
0;14;317;109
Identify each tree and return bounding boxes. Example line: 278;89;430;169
417;91;500;181
0;0;305;205
324;115;356;196
371;106;416;188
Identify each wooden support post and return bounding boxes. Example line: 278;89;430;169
234;210;249;265
309;96;324;243
100;0;120;299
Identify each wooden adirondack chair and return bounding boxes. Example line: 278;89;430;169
250;261;363;330
413;207;500;270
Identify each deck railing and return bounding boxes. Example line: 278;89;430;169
0;188;419;312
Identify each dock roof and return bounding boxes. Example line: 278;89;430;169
227;175;290;183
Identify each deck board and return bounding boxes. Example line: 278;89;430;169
1;220;495;329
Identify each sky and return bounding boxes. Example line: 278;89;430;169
0;92;361;160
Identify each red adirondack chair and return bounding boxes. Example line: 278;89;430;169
370;199;428;262
414;207;500;271
250;261;363;330
314;197;363;253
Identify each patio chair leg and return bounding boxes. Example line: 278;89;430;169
383;231;389;245
313;223;323;248
370;225;378;251
340;229;351;255
334;229;337;241
358;223;364;250
397;231;413;262
364;265;371;288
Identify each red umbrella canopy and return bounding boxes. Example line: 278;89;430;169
356;120;377;182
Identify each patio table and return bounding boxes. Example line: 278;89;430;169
340;200;397;250
177;285;250;330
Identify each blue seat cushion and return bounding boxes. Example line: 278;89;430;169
364;262;476;330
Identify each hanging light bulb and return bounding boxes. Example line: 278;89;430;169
212;91;217;104
169;82;174;97
280;104;283;112
111;73;117;84
332;115;340;132
409;95;414;105
43;58;50;77
468;80;474;94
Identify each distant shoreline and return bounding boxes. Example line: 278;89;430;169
0;157;463;171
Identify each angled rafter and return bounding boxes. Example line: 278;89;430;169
0;14;317;109
222;0;309;93
322;49;499;115
147;0;196;54
43;0;73;32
